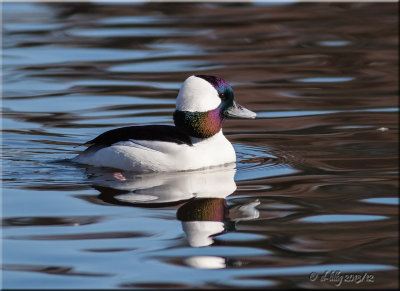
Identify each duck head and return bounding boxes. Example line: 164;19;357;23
173;75;256;138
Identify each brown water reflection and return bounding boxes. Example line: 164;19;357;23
2;2;398;289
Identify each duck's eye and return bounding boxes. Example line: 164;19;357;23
219;93;226;100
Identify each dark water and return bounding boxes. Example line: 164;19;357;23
1;2;399;289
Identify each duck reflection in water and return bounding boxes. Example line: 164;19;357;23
85;164;260;250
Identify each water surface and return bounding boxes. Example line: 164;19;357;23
2;2;398;289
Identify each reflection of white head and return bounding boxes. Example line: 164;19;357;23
182;221;225;247
180;198;261;248
184;256;226;269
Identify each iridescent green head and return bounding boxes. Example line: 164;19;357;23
173;75;256;138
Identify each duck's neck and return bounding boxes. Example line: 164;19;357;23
173;108;224;139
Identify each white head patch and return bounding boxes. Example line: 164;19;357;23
176;75;221;112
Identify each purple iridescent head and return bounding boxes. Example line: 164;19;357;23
173;75;256;138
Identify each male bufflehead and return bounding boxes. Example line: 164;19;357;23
72;75;256;172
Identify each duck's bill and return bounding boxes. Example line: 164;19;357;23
225;101;257;119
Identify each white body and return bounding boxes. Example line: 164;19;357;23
72;130;236;172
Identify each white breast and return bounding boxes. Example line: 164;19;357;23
72;130;236;172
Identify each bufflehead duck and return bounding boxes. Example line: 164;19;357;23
72;75;256;172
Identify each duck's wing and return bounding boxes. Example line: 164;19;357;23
84;125;192;147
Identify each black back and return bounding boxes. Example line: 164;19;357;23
85;125;193;147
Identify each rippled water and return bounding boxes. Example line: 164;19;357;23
2;2;398;289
